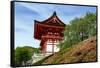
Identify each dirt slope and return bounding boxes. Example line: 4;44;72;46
34;36;97;65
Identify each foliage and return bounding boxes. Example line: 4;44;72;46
59;12;96;49
15;46;33;66
34;48;41;54
15;46;41;66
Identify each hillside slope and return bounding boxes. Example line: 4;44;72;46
34;36;97;65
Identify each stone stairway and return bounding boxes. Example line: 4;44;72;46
32;53;52;63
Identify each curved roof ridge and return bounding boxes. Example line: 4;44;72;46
34;12;66;26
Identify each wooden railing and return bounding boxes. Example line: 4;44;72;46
42;35;63;39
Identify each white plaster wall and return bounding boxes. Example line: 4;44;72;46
54;45;60;52
46;41;60;52
46;44;52;52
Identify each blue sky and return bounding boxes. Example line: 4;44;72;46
15;2;96;48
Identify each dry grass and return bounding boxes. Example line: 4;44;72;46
34;36;97;65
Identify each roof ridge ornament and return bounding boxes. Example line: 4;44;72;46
53;11;57;16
